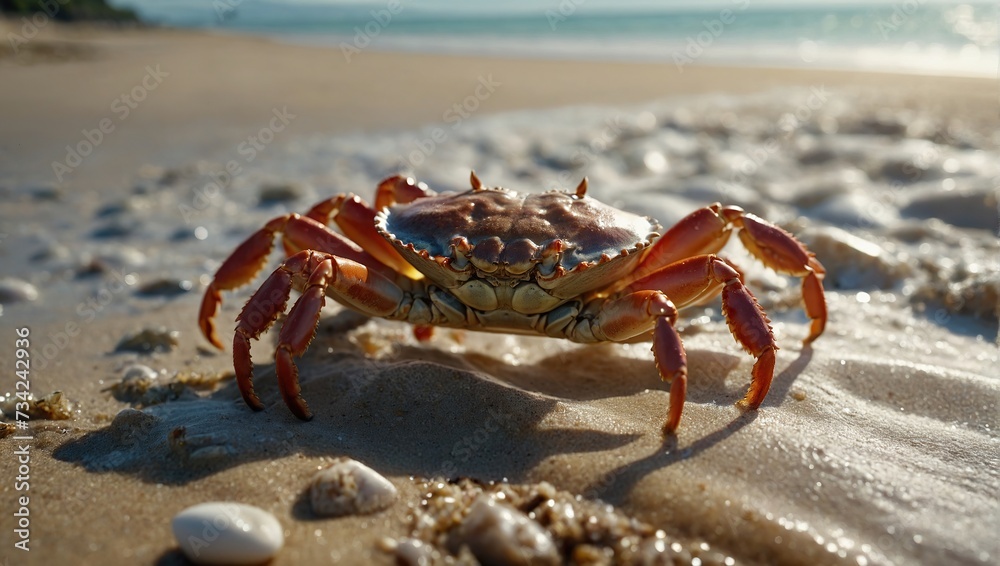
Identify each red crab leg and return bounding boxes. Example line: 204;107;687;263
234;250;405;419
373;175;436;211
629;203;827;344
305;193;424;280
199;213;389;349
627;255;778;431
593;291;688;433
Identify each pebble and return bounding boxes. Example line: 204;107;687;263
0;278;39;304
110;364;160;403
115;327;180;353
455;495;560;566
258;182;304;204
901;187;999;231
309;458;398;516
172;502;284;565
798;226;910;289
0;390;73;420
394;538;436;565
136;278;194;297
108;408;159;445
808;192;898;228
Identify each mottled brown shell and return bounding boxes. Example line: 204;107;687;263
375;187;661;298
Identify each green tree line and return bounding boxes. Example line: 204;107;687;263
1;0;139;21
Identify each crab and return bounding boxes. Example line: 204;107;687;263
198;173;826;434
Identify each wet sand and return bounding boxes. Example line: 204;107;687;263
0;22;998;566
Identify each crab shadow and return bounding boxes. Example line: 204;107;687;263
54;312;814;492
53;321;638;486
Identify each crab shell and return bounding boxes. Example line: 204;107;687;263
375;187;662;315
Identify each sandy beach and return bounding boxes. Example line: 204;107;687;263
1;21;998;566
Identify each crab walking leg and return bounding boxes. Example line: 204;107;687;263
731;211;827;344
373;175;437;211
630;203;827;344
590;291;689;433
199;213;389;349
628;255;779;415
305;193;424;280
233;250;406;419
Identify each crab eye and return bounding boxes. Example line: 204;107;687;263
500;239;540;275
470;237;503;272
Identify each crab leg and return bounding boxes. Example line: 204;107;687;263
234;249;405;419
198;212;391;349
629;203;827;344
305;193;424;280
591;291;688;434
627;255;778;431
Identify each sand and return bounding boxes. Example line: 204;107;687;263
1;22;998;566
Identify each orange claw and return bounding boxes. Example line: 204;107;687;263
374;175;436;211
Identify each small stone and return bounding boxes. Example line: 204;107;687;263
798;226;910;289
108;408;159;445
309;458;398;516
115;327;179;353
21;185;61;201
136;278;194;297
0;390;73;420
455;495;560;566
258;182;303;204
172;502;284;565
110;364;159;402
394;538;435;566
0;278;39;304
901;187;999;231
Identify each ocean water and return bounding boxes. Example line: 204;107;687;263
123;0;999;77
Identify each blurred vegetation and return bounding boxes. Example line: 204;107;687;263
0;0;139;22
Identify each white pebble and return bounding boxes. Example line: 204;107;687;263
172;502;284;565
122;364;159;382
394;538;435;566
309;458;397;516
0;278;39;303
456;495;559;566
